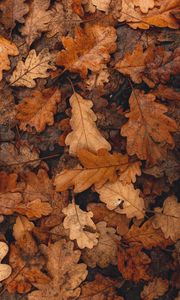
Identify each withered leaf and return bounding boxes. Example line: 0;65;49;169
141;277;169;300
0;242;12;282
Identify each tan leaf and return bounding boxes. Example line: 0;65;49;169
132;0;155;13
124;218;173;249
20;0;52;46
16;89;61;132
0;36;19;81
54;149;128;193
65;92;111;155
121;90;177;163
141;277;169;300
63;203;99;249
84;0;111;13
82;221;120;267
28;240;88;300
0;242;12;282
56;24;117;78
85;66;110;90
9;49;55;88
153;196;180;242
0;0;29;30
119;161;142;184
13;216;34;242
96;178;145;219
79;273;124;300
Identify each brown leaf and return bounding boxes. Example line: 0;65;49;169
16;89;61;132
141;277;169;300
54;149;128;193
153;84;180;101
0;242;12;282
121;90;177;164
56;24;117;78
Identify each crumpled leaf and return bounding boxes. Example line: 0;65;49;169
119;0;179;29
85;66;110;90
96;178;145;219
79;273;124;300
9;49;55;88
83;0;111;13
62;203;99;249
118;245;151;282
54;148;128;193
0;0;29;30
20;0;52;46
28;240;88;300
65;92;111;155
16;89;61;132
0;36;19;81
121;90;177;164
124;218;173;249
56;24;117;78
0;242;12;282
82;221;120;267
141;277;169;300
153;195;180;242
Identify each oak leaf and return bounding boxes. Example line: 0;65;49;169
119;161;141;184
83;0;111;13
0;36;19;81
54;149;128;193
153;84;180;101
16;89;61;132
96;178;145;219
79;273;124;300
141;277;169;300
124;218;173;249
121;90;177;163
132;0;155;13
9;49;55;88
0;242;12;282
82;221;120;267
62;203;99;249
56;24;117;78
20;0;52;46
65;92;111;155
28;240;88;300
118;245;151;282
0;0;29;30
153;196;180;242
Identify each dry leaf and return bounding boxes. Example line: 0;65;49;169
83;0;111;13
0;241;12;282
28;240;87;300
96;178;145;219
65;92;111;155
20;0;52;46
141;277;169;300
0;36;19;81
153;195;180;242
54;149;128;193
79;273;124;300
85;66;110;90
118;245;151;281
132;0;155;13
0;0;29;30
119;161;142;184
121;90;177;164
153;84;180;101
62;203;99;249
9;49;55;88
56;24;117;78
82;221;120;267
124;218;173;249
16;89;61;132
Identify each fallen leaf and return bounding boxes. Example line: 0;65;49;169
28;240;88;300
0;0;29;30
9;49;55;88
153;195;180;242
119;161;142;184
0;36;19;81
20;0;52;46
153;84;180;101
82;221;120;267
121;90;177;164
0;86;16;127
79;273;124;299
16;89;61;132
84;0;112;13
65;92;111;155
0;242;12;282
118;245;151;281
96;178;145;219
62;203;99;249
56;24;117;78
132;0;155;13
54;149;128;193
124;218;173;249
141;277;169;300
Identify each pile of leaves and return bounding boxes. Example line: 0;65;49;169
0;1;179;299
